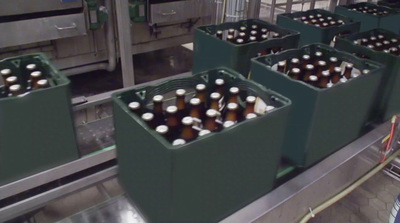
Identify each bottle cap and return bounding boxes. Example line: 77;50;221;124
292;68;301;74
291;58;300;63
26;64;37;70
196;84;206;91
227;103;238;110
6;76;17;83
182;116;194;125
246;113;257;120
206;109;218;117
329;57;338;63
129;102;140;110
215;79;225;86
334;67;342;73
176;89;186;96
306;64;314;70
246;96;256;103
9;84;21;92
210;92;221;100
142;113;154;121
278;61;286;66
172;139;186;146
223;121;235;128
190;98;201;105
153;95;163;102
236;39;244;44
345;63;354;69
199;129;211;136
322;70;330;77
31;71;42;78
1;69;11;76
229;87;239;94
156;125;169;134
37;79;48;87
318;60;327;66
309;75;318;82
315;51;323;57
166;105;178;114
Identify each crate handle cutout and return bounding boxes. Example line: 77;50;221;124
11;60;20;68
136;90;147;101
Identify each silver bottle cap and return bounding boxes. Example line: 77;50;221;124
229;87;239;94
322;70;330;77
142;113;154;121
176;89;186;96
1;69;11;76
199;129;211;136
31;71;42;78
246;96;256;103
196;84;206;91
172;139;186;146
166;105;178;114
37;79;48;86
309;75;318;82
153;95;163;102
26;64;37;70
223;121;235;128
210;92;221;99
206;109;218;117
156;125;169;134
190;98;201;105
227;103;238;110
182;116;194;125
6;76;17;83
246;113;257;120
306;64;314;70
9;84;21;92
215;79;225;86
128;102;140;110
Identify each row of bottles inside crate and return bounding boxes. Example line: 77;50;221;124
0;63;51;98
126;78;277;146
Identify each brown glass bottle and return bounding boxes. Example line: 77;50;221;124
343;63;353;79
228;28;235;36
313;51;324;65
332;67;342;84
153;95;165;125
215;79;225;96
176;89;187;120
34;79;49;89
156;125;170;141
288;68;301;80
308;75;319;87
142;113;157;129
227;35;234;43
9;84;23;96
315;60;327;78
224;103;239;122
189;97;203;121
228;87;239;104
1;69;11;80
195;84;207;105
128;101;142;116
243;96;256;117
180;117;197;141
319;70;330;88
204;109;219;131
216;30;223;40
277;61;286;73
210;92;221;111
166;105;180;138
30;71;42;83
328;57;338;73
288;58;301;70
303;64;314;82
5;76;18;87
301;55;311;69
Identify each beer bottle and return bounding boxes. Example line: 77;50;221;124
261;34;268;41
243;96;256;117
224;103;239;122
375;42;383;51
261;28;268;35
332;67;342;84
166;105;180;138
30;71;42;83
172;138;186;146
210;92;221;111
329;20;337;26
1;69;11;80
288;58;301;70
195;84;207;106
272;33;280;39
369;36;377;44
228;28;235;36
215;79;225;96
319;70;330;88
301;55;311;69
156;125;170;141
26;64;37;71
180;117;197;141
328;57;338;73
227;35;234;43
153;95;165;125
383;40;391;50
313;51;324;65
35;79;49;89
128;101;142;116
189;98;202;120
303;64;314;82
239;26;247;32
142;112;157;129
277;61;286;73
176;89;187;120
390;38;398;47
250;30;258;38
199;129;211;137
308;75;319;87
343;63;353;79
204;109;219;131
245;113;257;120
236;38;244;45
228;87;239;104
361;38;369;46
238;32;247;39
5;76;18;87
288;68;301;80
216;30;223;40
9;84;23;96
249;36;257;42
315;60;327;78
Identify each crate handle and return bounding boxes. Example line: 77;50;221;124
158;10;176;16
55;23;77;31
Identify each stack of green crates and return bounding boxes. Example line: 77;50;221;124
277;9;360;46
193;19;300;78
250;44;384;167
0;54;80;186
335;29;400;121
113;68;291;222
335;2;400;33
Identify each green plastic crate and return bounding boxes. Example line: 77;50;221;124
250;44;384;167
0;54;79;186
335;2;400;33
277;9;360;47
113;68;291;223
193;19;300;78
378;0;400;12
335;29;400;121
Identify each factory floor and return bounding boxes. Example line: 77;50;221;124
16;45;398;223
